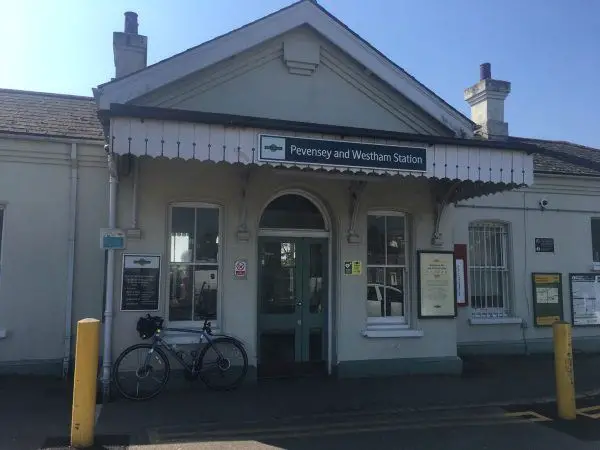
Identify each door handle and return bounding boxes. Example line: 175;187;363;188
297;301;303;306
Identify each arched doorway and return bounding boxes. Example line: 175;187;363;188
257;193;330;378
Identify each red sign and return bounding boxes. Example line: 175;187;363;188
454;244;468;306
234;260;247;278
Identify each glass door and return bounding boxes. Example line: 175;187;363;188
257;237;327;377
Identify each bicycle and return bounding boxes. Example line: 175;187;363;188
112;314;248;400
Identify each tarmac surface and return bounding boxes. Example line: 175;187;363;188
2;353;600;449
39;396;600;450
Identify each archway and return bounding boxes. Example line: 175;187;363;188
256;193;331;378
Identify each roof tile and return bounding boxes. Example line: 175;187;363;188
512;137;600;177
0;89;104;141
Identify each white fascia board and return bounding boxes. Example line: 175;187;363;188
97;1;472;135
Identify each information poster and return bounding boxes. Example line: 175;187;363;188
531;273;563;327
121;254;161;311
418;251;457;318
569;273;600;326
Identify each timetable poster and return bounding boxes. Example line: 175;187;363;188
569;273;600;326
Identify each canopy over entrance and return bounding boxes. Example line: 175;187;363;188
108;109;535;202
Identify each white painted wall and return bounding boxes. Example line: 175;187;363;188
72;147;109;336
0;138;106;371
110;158;457;369
452;174;600;353
132;27;451;136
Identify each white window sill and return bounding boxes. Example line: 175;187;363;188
361;328;424;338
469;317;523;326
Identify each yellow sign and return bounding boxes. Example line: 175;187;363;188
352;261;362;275
534;274;560;284
536;315;560;326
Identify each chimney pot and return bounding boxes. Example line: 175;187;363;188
114;11;147;78
480;62;491;80
464;63;511;140
124;11;138;34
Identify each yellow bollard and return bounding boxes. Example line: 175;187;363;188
553;321;576;420
70;318;100;448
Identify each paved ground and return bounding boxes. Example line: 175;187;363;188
43;398;600;449
129;401;600;450
3;353;600;449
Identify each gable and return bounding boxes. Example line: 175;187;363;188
131;27;453;136
96;0;473;136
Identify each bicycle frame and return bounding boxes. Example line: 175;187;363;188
144;326;226;373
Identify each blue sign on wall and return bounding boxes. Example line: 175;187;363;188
259;135;427;172
100;228;126;250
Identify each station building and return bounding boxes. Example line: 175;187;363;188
1;1;599;380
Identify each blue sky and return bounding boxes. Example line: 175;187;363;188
1;0;598;147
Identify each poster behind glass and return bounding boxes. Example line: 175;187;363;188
569;273;600;326
418;251;456;318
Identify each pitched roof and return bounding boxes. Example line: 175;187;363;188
511;137;600;177
0;89;104;141
95;0;473;136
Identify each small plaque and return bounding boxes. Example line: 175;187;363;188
344;261;352;275
100;228;126;250
234;259;248;280
344;261;361;275
535;238;554;253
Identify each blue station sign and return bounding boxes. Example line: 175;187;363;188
259;135;427;172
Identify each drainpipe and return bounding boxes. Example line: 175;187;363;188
131;157;138;229
101;145;118;400
62;143;78;378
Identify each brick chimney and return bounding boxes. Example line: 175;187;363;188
113;12;147;78
464;63;511;139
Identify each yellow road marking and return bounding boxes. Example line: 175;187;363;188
504;411;552;422
576;405;600;419
149;412;543;444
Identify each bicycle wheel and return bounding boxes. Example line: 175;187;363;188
112;343;170;401
198;337;248;391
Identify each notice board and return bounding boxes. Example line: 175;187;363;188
531;273;563;327
569;273;600;326
121;254;161;311
417;250;457;319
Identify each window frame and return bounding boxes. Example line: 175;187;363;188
467;220;513;318
366;210;409;326
0;205;4;282
166;202;223;328
591;217;600;263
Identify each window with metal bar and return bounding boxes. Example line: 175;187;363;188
468;222;511;318
0;206;3;279
168;204;220;323
591;218;600;262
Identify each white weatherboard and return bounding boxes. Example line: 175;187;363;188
110;116;534;185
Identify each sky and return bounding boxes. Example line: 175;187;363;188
1;0;599;147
